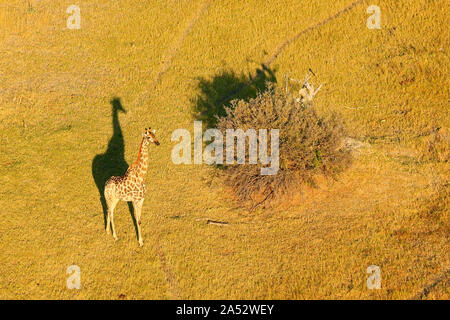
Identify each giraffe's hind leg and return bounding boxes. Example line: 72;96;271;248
132;198;145;247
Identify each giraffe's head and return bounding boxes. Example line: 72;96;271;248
142;127;160;146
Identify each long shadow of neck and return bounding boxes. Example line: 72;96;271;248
105;98;126;160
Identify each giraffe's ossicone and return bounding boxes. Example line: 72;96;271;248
104;127;160;246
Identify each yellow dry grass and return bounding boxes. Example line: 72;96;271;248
0;0;448;299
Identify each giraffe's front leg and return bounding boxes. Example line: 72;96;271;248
106;216;111;234
106;209;111;234
133;198;145;247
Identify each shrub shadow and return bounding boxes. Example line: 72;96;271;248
192;64;277;128
92;98;137;233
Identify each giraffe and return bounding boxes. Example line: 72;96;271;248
104;127;160;246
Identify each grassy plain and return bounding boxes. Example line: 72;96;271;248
0;0;448;299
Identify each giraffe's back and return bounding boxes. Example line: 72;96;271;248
104;175;146;202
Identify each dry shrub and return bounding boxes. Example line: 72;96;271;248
216;84;352;208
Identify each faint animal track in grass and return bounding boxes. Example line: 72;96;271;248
135;2;211;297
153;0;211;86
226;0;367;102
264;0;366;67
135;0;211;105
155;238;181;299
410;269;450;300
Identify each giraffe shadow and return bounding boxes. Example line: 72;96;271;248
91;97;138;237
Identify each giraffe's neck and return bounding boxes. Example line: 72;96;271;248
130;138;149;182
